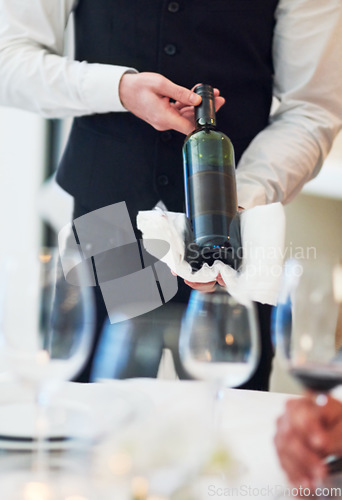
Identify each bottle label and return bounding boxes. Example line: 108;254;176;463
188;170;237;217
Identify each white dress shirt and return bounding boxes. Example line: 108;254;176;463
0;0;341;208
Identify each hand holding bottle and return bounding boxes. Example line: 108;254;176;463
173;84;225;125
184;273;226;292
171;269;226;292
119;72;224;135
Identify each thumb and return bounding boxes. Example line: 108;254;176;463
161;79;202;106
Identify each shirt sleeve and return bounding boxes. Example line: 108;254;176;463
0;0;136;117
236;0;342;209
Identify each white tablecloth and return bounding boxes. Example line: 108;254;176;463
0;378;293;499
94;379;291;498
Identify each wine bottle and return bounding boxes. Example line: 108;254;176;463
183;84;241;271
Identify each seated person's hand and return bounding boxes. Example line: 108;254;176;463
119;72;225;135
274;395;342;489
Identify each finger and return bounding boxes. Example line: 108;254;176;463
178;107;196;122
277;449;312;489
166;94;225;135
278;451;318;490
160;79;201;106
214;96;225;112
172;101;190;111
175;103;225;131
298;395;342;453
307;396;342;456
283;399;328;452
191;83;203;92
275;429;326;486
191;83;222;94
175;105;193;116
163;111;195;135
172;97;226;133
317;395;342;426
152;102;195;135
216;273;226;287
175;85;223;109
192;85;223;99
325;419;342;456
174;95;225;112
184;280;217;292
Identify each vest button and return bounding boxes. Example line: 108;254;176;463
168;2;180;13
160;131;173;142
157;174;169;186
164;44;177;56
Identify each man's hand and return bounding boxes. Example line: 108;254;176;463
184;273;226;292
119;72;225;135
170;270;225;292
184;280;217;292
274;395;342;489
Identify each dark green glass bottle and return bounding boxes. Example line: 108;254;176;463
183;84;241;270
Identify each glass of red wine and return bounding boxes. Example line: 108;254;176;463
273;257;342;476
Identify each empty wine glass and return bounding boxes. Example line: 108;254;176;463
273;257;342;480
179;288;260;430
0;246;95;483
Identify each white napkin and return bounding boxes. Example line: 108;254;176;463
137;203;286;305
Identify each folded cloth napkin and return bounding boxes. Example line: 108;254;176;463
137;203;285;305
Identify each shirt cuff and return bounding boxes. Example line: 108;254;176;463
236;176;267;209
80;63;138;114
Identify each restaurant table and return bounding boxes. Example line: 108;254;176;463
0;377;335;499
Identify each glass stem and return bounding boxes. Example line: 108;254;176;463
213;383;224;437
33;388;49;478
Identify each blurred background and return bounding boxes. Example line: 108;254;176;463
0;106;341;394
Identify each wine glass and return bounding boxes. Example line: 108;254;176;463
273;257;342;480
0;247;95;490
274;258;342;392
179;287;260;431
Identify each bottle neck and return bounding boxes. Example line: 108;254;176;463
194;84;217;129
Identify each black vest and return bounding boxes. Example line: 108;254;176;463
57;0;279;224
